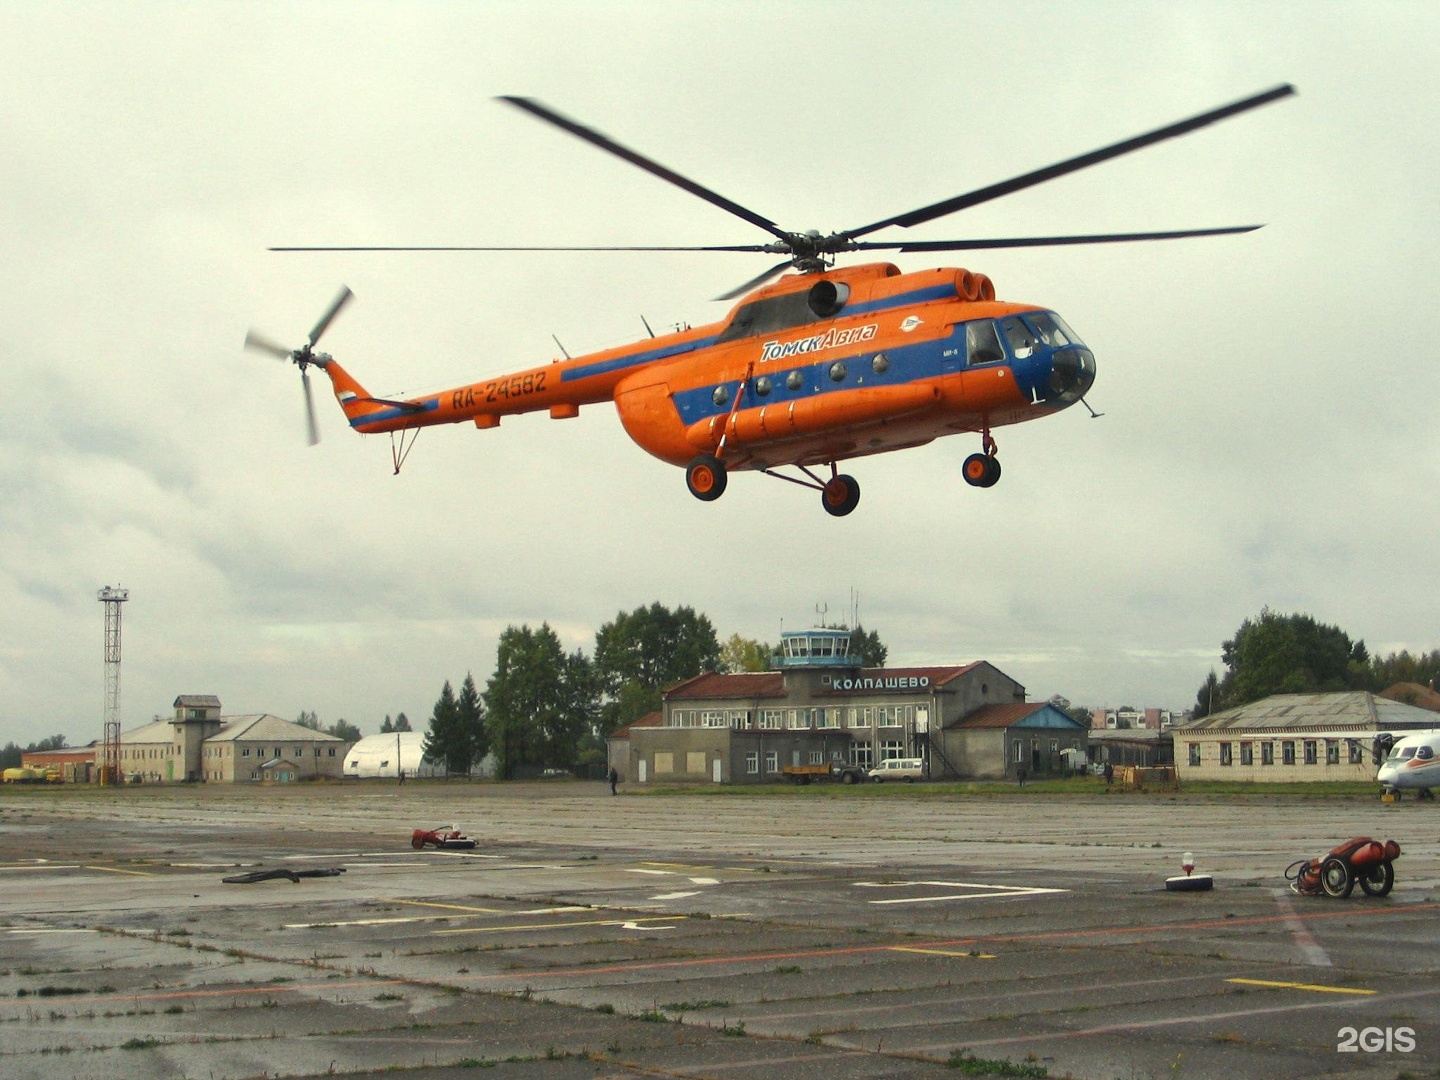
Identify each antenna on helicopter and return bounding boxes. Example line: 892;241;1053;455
640;315;656;339
1080;397;1105;419
551;334;571;359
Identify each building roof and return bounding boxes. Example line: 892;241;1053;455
608;711;663;738
174;694;222;708
122;714;345;743
1175;692;1440;733
205;715;345;743
666;672;787;701
946;702;1085;731
1378;683;1440;714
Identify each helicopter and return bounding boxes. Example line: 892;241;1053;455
247;85;1294;516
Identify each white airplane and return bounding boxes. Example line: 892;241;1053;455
1376;730;1440;798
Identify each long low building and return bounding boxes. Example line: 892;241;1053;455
119;695;352;783
1173;691;1439;783
607;628;1086;784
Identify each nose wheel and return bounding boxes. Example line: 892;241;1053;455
963;452;1001;488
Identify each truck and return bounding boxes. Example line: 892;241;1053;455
780;762;869;785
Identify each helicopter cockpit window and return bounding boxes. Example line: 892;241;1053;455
965;320;1004;365
999;316;1037;359
1417;745;1435;760
1025;311;1076;347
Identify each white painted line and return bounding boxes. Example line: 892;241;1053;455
688;877;720;885
6;928;97;935
649;891;701;901
284;904;590;929
857;880;1068;905
0;865;81;872
1271;887;1332;967
622;921;675;931
625;869;677;876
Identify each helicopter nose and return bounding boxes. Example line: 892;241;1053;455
1041;346;1096;405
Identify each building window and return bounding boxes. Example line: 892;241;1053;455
851;741;873;768
759;710;781;730
763;751;778;774
1304;740;1317;765
1349;741;1363;764
816;708;838;729
242;748;250;757
1282;741;1296;765
1219;742;1232;766
1187;743;1200;767
880;740;904;761
1261;742;1273;765
1325;740;1339;765
1016;741;1026;764
808;750;824;765
1240;742;1253;766
328;748;335;757
745;752;759;775
787;709;807;730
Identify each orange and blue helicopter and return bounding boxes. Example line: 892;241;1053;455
247;85;1294;516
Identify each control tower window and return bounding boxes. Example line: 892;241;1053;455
965;320;1004;365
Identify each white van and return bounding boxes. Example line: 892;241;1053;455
870;757;925;782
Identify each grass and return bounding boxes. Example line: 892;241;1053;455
631;777;1381;798
946;1050;1047;1076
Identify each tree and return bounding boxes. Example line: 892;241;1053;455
594;603;721;732
380;715;394;734
484;624;597;778
327;718;362;743
1196;608;1370;714
457;673;488;768
848;624;889;667
1193;670;1222;720
422;680;466;774
1369;649;1440;692
0;743;20;771
719;633;771;673
295;710;321;731
393;712;412;732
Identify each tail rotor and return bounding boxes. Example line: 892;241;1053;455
244;285;354;446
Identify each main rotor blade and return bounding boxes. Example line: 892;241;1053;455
301;369;320;447
309;285;353;347
498;96;792;245
714;258;796;302
270;244;776;253
844;84;1296;240
244;329;294;360
852;224;1264;253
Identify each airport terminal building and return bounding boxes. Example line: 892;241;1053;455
607;629;1086;784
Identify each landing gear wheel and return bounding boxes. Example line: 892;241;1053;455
1320;856;1355;898
962;453;1001;488
821;474;861;517
686;455;727;502
1358;861;1394;897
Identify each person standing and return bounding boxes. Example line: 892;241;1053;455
608;766;619;796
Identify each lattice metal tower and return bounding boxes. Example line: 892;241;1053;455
98;586;129;785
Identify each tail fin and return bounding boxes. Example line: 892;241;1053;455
316;358;430;432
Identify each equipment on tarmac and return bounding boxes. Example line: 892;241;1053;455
1165;849;1213;891
1285;836;1400;898
222;867;348;884
411;825;479;850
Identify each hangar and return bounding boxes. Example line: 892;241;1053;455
607;628;1086;784
343;732;444;779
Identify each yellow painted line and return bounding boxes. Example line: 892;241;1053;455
890;946;996;960
84;865;154;877
384;898;507;915
434;916;684;936
1226;978;1376;996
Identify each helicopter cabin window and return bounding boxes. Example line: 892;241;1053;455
717;281;849;345
999;316;1038;359
965;320;1004;365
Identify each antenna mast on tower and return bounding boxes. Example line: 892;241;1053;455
98;586;129;785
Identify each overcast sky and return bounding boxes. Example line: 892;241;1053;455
2;2;1436;747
